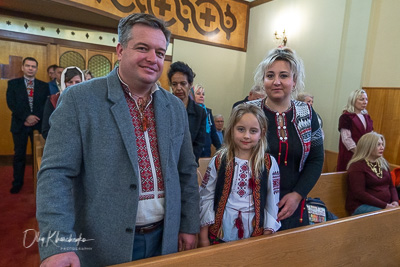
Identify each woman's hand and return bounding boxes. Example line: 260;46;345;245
277;192;302;221
385;203;396;209
391;201;399;207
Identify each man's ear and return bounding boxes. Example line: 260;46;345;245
116;43;124;60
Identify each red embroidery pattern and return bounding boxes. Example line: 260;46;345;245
272;171;280;194
139;194;155;201
123;86;164;200
237;162;249;197
201;166;212;188
26;79;34;112
209;154;271;238
209;155;234;238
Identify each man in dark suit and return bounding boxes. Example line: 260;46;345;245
232;84;266;109
6;57;49;194
214;114;225;144
48;65;64;95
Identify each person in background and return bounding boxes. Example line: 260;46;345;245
337;89;373;171
192;84;221;157
36;13;200;266
214;114;224;144
199;104;280;246
232;84;266;109
168;61;206;164
346;132;399;215
42;67;84;139
46;64;58;82
48;65;64;95
84;69;94;80
6;57;50;194
296;92;324;139
250;47;324;230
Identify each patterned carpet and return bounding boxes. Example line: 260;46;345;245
0;165;41;266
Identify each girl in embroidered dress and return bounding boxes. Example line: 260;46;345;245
199;104;280;246
345;132;398;215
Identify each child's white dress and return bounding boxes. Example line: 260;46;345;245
199;156;281;242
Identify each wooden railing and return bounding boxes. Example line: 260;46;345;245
33;130;45;196
112;208;400;266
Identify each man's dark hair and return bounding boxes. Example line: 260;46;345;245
23;57;38;66
47;64;58;73
118;13;171;48
167;61;196;85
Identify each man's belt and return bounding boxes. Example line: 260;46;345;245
135;220;164;234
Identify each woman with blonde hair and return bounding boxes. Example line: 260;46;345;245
337;89;373;171
346;132;398;215
250;47;324;230
192;84;221;157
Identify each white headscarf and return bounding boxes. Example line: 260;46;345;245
60;66;84;93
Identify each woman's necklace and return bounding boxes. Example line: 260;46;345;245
365;160;383;178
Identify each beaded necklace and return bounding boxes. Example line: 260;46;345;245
365;160;383;178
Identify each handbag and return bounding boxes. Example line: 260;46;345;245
299;197;333;225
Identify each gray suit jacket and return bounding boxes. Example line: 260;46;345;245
36;69;200;266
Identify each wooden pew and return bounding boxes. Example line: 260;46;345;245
322;150;338;173
322;149;400;173
112;208;400;266
309;171;349;218
32;130;45;196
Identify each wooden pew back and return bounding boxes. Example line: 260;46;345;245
308;171;349;218
33;130;45;196
322;150;338;173
113;208;400;267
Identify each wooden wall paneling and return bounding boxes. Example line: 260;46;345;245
58;46;86;69
0;39;48;155
87;50;114;77
381;89;400;164
47;44;58;77
364;87;400;165
85;49;89;70
364;88;385;133
159;60;172;91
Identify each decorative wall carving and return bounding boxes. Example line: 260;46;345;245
68;0;249;51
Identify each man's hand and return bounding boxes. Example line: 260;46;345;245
24;115;40;127
178;233;196;252
40;252;80;267
277;192;302;221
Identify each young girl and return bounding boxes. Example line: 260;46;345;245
199;104;281;247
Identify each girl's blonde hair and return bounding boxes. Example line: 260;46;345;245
347;132;389;170
218;104;268;176
343;89;368;114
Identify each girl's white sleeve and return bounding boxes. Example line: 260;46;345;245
199;156;218;227
264;156;281;232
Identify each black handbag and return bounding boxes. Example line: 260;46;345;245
300;197;337;225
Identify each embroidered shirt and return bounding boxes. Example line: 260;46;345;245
25;77;34;112
118;71;164;226
199;156;281;241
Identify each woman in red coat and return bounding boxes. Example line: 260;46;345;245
337;89;373;171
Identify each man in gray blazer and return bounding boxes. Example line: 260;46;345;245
36;13;200;266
